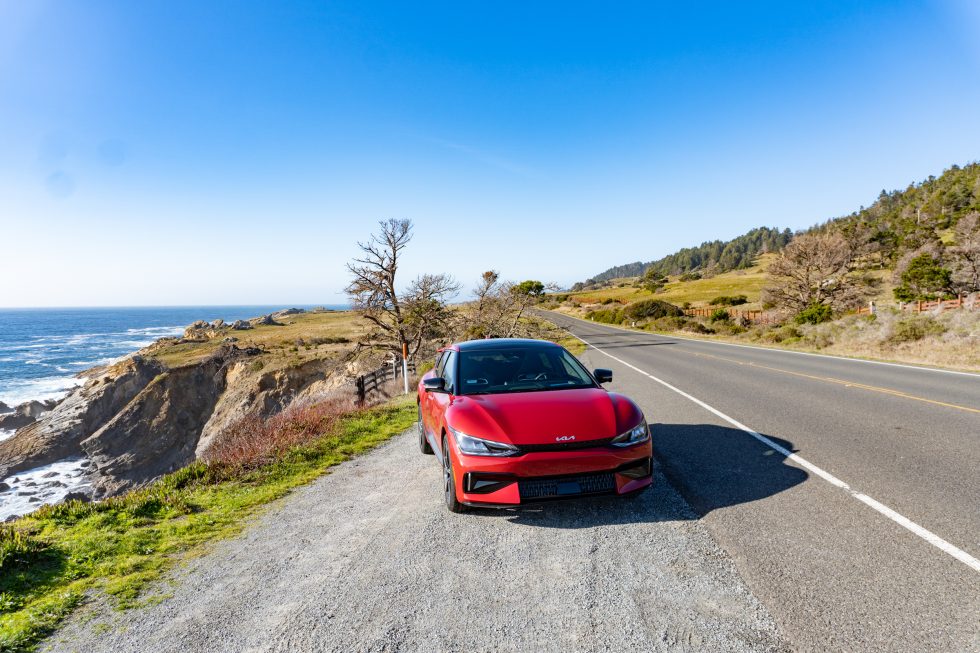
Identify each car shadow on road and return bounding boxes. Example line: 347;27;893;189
471;423;808;529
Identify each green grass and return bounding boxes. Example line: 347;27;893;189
0;397;416;653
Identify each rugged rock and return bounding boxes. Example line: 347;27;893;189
0;412;35;431
195;356;343;457
0;355;166;478
272;308;305;318
62;491;90;503
18;400;51;419
249;314;282;327
230;320;252;330
81;345;263;497
211;319;225;329
0;401;11;413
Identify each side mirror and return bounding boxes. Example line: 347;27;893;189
423;377;446;392
594;368;613;384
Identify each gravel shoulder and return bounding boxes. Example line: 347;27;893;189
45;424;789;652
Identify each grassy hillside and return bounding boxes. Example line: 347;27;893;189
148;310;370;369
565;254;778;310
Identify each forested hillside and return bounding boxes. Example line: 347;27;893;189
578;226;791;288
577;162;980;291
815;162;980;265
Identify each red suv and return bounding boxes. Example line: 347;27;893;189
417;338;653;512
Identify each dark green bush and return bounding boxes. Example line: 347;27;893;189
623;299;684;320
795;303;833;325
678;272;702;282
708;294;748;306
709;308;730;322
585;308;625;324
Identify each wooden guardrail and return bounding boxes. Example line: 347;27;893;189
354;358;416;404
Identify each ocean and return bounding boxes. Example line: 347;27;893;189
0;305;348;411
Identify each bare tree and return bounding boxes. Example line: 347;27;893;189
762;232;867;314
949;211;980;293
464;273;554;339
346;219;459;358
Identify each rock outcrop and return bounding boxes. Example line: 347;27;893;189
0;401;11;413
272;308;305;318
0;356;166;478
249;314;283;327
230;320;252;330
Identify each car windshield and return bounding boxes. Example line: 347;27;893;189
457;346;597;395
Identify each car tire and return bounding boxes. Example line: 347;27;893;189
442;435;466;513
418;405;433;455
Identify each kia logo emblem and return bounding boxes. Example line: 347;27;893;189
555;435;576;442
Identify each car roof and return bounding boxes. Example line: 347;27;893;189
449;338;561;352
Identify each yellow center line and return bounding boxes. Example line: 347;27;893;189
684;350;980;415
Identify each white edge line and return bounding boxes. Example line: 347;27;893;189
571;332;980;574
550;311;980;378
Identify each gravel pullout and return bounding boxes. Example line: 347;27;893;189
46;428;789;652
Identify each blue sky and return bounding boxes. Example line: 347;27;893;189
1;0;979;306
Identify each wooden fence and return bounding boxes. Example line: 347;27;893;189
854;295;975;315
683;307;780;325
354;358;416;404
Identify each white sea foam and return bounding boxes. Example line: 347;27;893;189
0;458;92;521
0;376;83;407
0;429;14;443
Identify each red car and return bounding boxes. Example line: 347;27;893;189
417;338;653;512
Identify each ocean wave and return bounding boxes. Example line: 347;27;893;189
0;376;84;407
126;326;183;336
0;429;14;443
0;457;92;521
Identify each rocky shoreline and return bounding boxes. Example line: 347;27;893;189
0;308;360;520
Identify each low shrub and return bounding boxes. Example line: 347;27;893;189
888;316;947;344
683;321;715;334
762;324;802;343
709;308;730;322
585;308;625;324
205;394;361;469
623;299;684;320
678;272;701;282
709;294;748;306
795;303;834;325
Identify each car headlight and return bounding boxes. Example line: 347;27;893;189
611;419;649;447
449;427;520;457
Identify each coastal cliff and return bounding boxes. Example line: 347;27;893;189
0;309;369;506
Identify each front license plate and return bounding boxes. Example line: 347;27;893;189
556;481;581;495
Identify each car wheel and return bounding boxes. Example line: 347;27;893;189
442;435;466;513
418;405;433;455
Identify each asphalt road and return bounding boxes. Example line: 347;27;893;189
546;311;980;652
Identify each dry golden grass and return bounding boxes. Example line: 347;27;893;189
566;254;778;310
149;311;371;369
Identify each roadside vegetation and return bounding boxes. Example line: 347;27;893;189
555;163;980;371
0;395;415;653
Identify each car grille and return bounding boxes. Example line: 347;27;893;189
518;472;616;500
516;437;615;453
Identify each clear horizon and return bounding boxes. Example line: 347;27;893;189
2;1;980;307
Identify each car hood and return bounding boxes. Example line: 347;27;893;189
445;387;642;446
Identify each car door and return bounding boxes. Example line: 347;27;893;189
428;350;457;458
421;350;446;441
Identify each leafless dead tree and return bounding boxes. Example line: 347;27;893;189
346;219;459;358
762;231;867;313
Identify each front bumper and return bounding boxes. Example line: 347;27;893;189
448;438;654;507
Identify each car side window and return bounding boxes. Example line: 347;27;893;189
442;351;457;394
433;351;445;377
